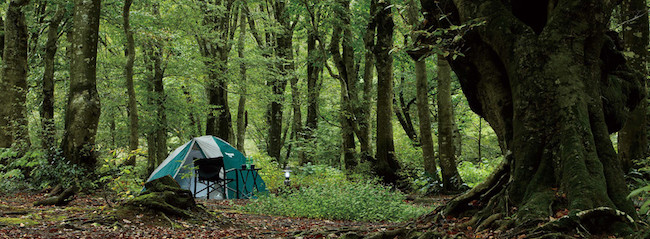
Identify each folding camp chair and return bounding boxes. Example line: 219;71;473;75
193;157;235;199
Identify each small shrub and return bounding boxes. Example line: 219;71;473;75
240;180;431;222
457;158;499;188
96;149;146;200
30;149;92;189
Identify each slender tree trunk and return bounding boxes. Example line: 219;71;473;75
144;4;167;176
0;17;4;59
236;5;247;154
415;60;440;180
302;31;322;165
61;0;102;170
267;0;293;163
405;0;439;181
123;0;139;166
144;40;167;176
41;7;65;155
360;1;377;163
394;81;419;145
437;56;464;192
182;85;200;136
618;0;648;171
0;0;30;150
373;0;401;185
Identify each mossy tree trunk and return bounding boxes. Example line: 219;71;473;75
143;4;167;176
437;56;464;192
618;0;649;171
329;0;359;171
373;0;401;185
61;0;102;170
123;0;139;166
41;6;65;156
235;5;247;154
0;0;30;150
197;0;236;143
413;0;643;230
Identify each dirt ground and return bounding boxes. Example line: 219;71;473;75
0;191;411;238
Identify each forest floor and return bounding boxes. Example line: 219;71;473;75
0;191;466;238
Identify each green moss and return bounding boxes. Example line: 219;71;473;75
0;217;39;226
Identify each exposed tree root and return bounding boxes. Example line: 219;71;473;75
34;184;79;206
117;175;208;220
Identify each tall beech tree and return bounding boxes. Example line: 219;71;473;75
411;0;644;232
329;0;359;171
267;0;297;163
197;0;237;143
41;6;65;155
437;56;465;192
62;0;102;170
0;0;30;150
143;4;168;175
235;3;248;154
373;0;401;185
406;0;440;182
618;0;649;171
123;0;139;166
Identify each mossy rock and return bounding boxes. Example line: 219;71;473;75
118;175;205;219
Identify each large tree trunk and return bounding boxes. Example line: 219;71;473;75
0;0;30;150
198;0;236;143
61;0;102;170
437;57;464;192
267;0;293;164
302;31;322;165
329;0;359;171
41;7;65;156
618;0;648;171
412;0;643;233
123;0;139;166
373;0;401;185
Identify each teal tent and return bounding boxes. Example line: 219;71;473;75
146;135;266;199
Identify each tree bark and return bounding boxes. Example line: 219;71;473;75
412;0;643;232
123;0;139;166
198;0;236;143
267;0;294;163
61;0;101;170
373;0;401;185
618;0;648;171
302;31;322;165
41;7;65;155
235;5;247;154
0;0;31;150
329;0;359;171
360;0;377;163
144;4;167;176
437;56;464;192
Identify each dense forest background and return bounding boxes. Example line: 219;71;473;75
0;0;648;237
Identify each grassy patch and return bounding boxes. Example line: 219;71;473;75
0;217;39;226
240;180;431;222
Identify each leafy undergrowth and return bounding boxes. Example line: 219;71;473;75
240;180;431;222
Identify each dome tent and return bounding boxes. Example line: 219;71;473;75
145;135;266;199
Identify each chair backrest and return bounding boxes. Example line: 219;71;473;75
194;157;224;181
